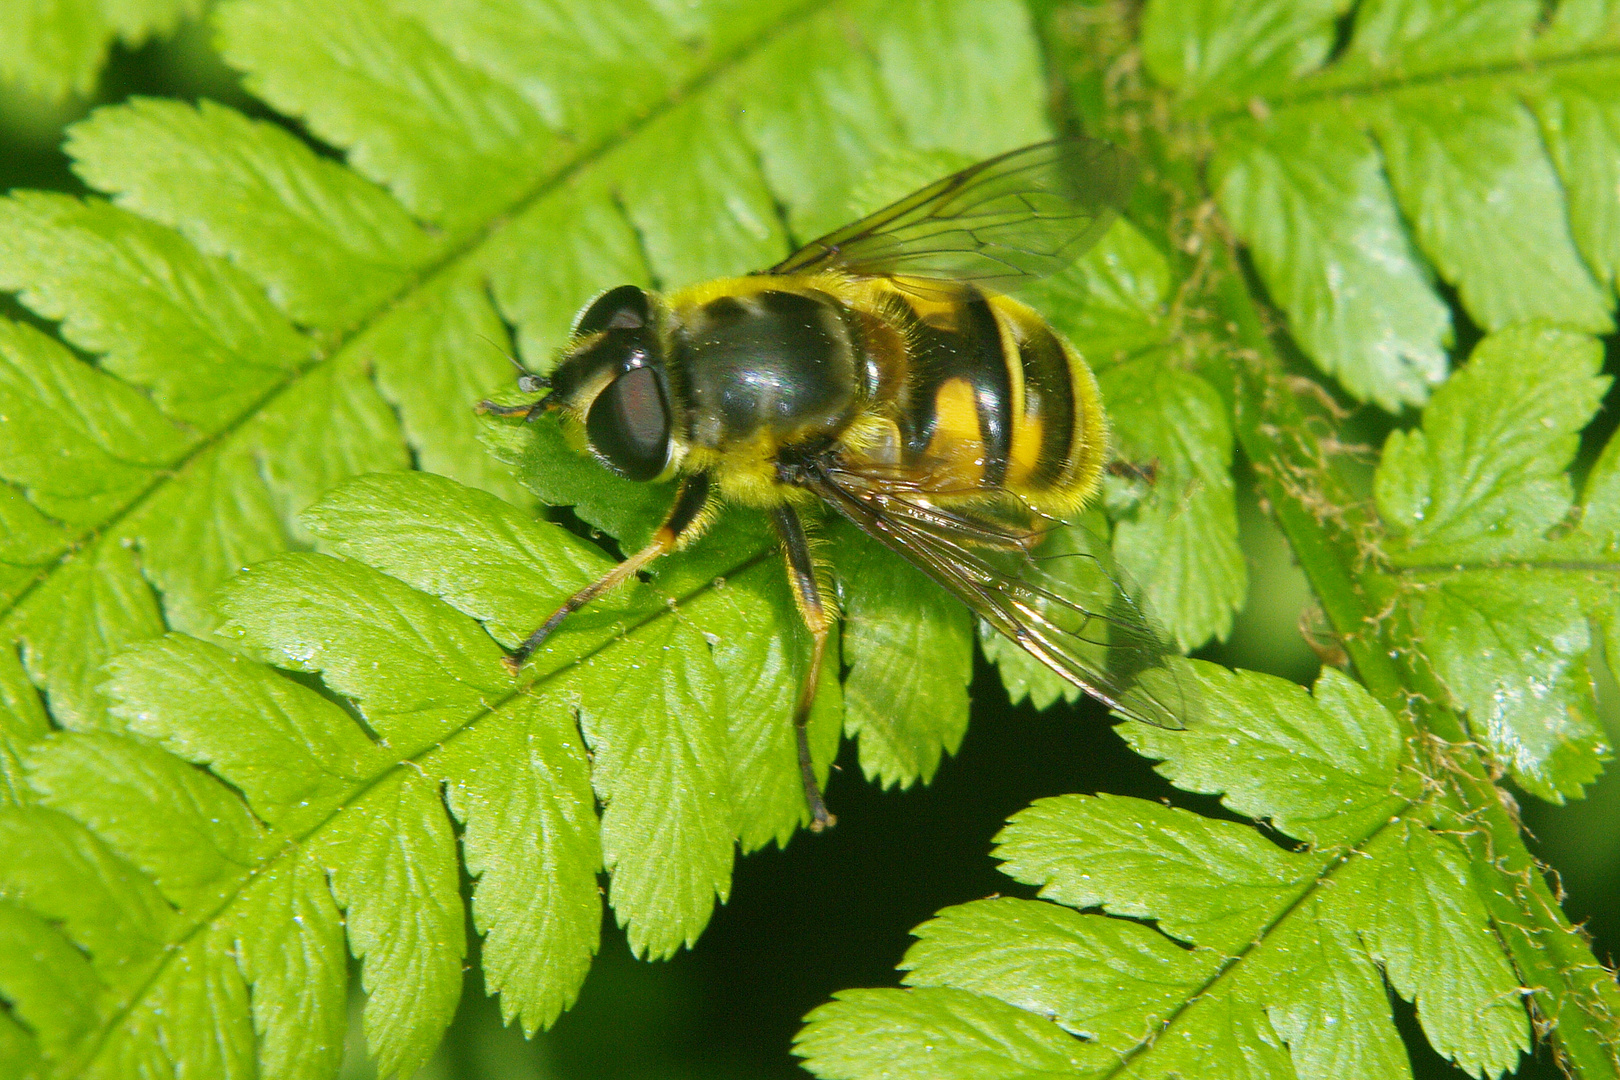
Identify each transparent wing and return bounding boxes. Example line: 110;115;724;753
803;458;1195;729
768;139;1136;291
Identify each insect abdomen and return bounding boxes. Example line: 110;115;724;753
848;282;1106;513
996;295;1108;511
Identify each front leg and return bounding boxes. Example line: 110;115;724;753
505;474;714;673
771;501;837;832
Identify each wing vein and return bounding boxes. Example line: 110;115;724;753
766;138;1136;291
802;459;1192;729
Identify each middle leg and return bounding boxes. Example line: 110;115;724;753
771;502;836;832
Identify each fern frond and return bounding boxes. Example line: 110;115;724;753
792;5;1620;1076
8;0;1610;1076
1374;324;1617;801
0;7;1246;1072
0;0;198;100
1158;0;1620;409
796;665;1534;1080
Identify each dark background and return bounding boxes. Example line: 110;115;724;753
2;9;1615;1080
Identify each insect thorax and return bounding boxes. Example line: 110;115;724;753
665;278;869;452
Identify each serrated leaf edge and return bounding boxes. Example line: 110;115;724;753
57;541;773;1072
0;0;833;648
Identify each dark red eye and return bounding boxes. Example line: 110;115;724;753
585;366;672;481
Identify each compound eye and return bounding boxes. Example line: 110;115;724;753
575;285;650;335
585;366;672;482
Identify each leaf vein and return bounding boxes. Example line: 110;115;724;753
0;0;833;633
71;544;773;1065
1098;802;1420;1076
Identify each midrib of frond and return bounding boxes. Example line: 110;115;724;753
1193;37;1620;122
72;543;778;1073
1096;800;1422;1078
1392;559;1620;573
0;0;833;632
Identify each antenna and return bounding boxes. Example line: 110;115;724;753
476;333;549;392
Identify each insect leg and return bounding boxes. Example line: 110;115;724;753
771;502;837;832
504;474;713;674
1105;458;1158;485
476;399;548;421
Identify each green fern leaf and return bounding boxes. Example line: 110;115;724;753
796;664;1534;1080
0;0;1422;1074
1;0;1236;794
834;520;973;789
1374;323;1617;801
1173;0;1620;408
0;0;197;100
0;649;48;804
66;97;445;332
0;0;1245;850
1103;356;1242;651
0;461;835;1073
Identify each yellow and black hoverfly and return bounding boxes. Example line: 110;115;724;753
480;139;1193;830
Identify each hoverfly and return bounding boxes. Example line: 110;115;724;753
480;139;1193;831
